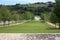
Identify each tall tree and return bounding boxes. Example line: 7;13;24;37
54;0;60;29
12;11;19;23
50;13;58;28
0;6;11;26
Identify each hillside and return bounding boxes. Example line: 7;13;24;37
0;2;54;15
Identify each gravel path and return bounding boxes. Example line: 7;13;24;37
0;34;60;40
0;34;27;40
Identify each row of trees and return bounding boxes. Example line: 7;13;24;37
0;6;34;26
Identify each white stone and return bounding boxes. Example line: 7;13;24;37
34;16;41;21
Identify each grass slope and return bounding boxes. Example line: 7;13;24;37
0;20;60;33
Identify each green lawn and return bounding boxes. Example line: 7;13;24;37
0;20;60;33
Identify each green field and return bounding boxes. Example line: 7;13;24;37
0;20;60;33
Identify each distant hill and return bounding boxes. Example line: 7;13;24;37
0;2;55;15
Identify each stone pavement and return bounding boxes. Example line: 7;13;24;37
0;33;60;40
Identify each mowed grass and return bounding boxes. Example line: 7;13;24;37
0;20;60;33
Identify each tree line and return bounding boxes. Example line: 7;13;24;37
0;6;34;26
40;0;60;29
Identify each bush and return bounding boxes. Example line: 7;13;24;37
24;12;34;20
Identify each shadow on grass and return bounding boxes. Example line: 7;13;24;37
40;20;45;23
46;27;60;30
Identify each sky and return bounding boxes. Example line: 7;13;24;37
0;0;55;5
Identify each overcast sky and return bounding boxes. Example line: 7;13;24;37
0;0;55;5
